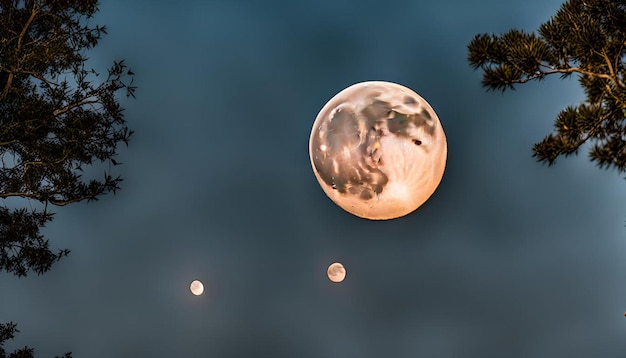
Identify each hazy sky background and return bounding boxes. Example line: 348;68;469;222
3;0;626;357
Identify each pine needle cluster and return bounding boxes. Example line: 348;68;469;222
468;0;626;171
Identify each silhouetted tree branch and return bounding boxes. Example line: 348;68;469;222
467;0;626;170
0;0;137;356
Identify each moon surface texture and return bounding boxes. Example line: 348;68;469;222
190;280;204;296
309;81;447;220
327;262;346;283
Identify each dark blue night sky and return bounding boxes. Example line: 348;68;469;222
3;1;626;357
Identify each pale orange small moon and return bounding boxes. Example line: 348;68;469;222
309;81;447;220
327;262;346;283
190;280;204;296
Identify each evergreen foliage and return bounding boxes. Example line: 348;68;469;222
0;1;135;356
468;0;626;170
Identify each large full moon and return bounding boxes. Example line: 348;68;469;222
309;81;447;220
327;262;346;283
190;280;204;296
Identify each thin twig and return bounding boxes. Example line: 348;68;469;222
1;3;39;100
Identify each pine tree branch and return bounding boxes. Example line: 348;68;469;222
17;3;37;50
0;65;59;94
0;192;95;206
499;64;621;89
48;197;89;206
549;66;614;81
603;84;622;104
20;69;59;89
0;192;45;201
597;49;626;90
53;98;100;116
1;3;39;101
21;153;69;167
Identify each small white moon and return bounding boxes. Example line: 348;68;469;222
190;280;204;296
327;262;346;283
